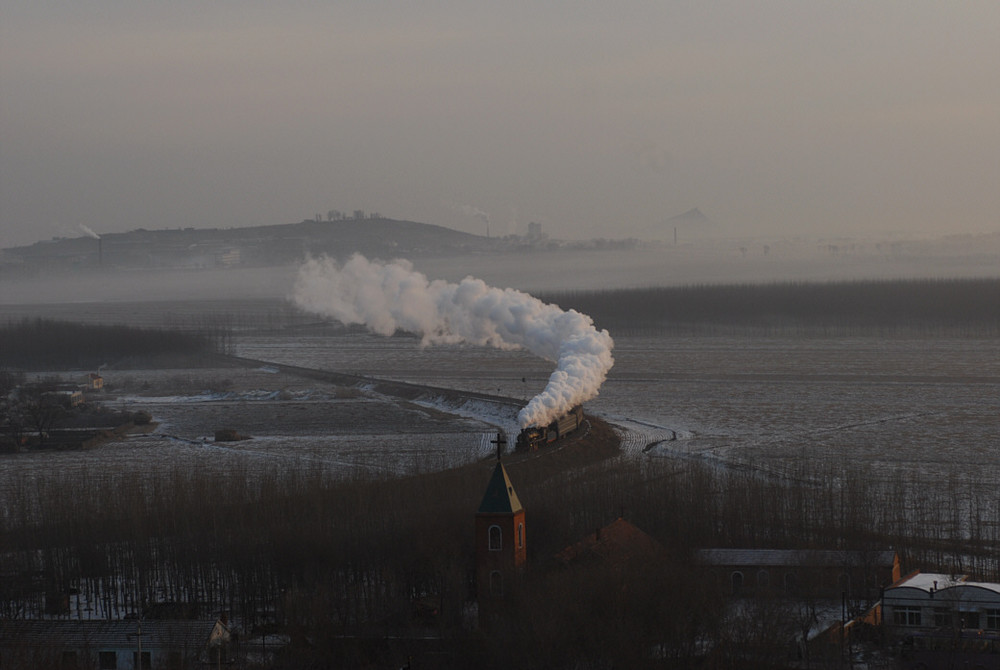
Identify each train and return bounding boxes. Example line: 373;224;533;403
515;405;584;451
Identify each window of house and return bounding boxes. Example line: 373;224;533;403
783;572;797;595
517;523;523;549
933;607;953;628
959;611;979;629
98;651;117;670
132;651;151;670
488;525;502;551
756;569;770;589
60;651;79;668
893;606;922;626
986;609;1000;630
730;572;744;596
490;570;503;597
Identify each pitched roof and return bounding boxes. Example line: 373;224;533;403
695;548;898;569
0;619;224;650
476;462;522;515
555;518;663;568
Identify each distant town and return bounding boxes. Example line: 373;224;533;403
0;213;648;278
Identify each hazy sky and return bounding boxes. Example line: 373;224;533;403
2;2;998;249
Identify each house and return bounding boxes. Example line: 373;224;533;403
696;548;901;603
881;572;1000;666
0;617;231;669
46;388;84;408
882;571;1000;635
86;373;104;391
554;517;664;570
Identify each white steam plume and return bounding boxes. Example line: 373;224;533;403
292;254;614;428
79;224;100;239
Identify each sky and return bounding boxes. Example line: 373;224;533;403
2;2;998;249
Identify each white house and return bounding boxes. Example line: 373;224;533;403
883;571;1000;634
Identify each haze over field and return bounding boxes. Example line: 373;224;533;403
2;3;998;250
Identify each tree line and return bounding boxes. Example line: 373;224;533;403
539;277;1000;337
0;318;223;370
1;420;996;667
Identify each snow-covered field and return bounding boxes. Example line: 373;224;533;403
1;327;997;499
234;332;1000;480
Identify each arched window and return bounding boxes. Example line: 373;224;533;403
784;572;798;595
490;570;503;597
517;522;524;549
488;525;502;551
731;571;744;596
757;569;770;589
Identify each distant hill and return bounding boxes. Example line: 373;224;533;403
1;218;501;275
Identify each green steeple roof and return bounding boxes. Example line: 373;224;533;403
477;462;523;514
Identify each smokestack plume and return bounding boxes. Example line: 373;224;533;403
292;254;614;428
449;202;491;238
79;225;102;265
79;224;100;239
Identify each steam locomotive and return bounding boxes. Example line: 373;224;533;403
515;405;584;451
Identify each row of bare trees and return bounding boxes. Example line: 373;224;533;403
541;277;1000;337
0;318;221;370
2;431;997;666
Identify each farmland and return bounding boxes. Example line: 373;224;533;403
0;279;998;667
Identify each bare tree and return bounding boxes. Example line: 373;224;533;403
17;384;65;445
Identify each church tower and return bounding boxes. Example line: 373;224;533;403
475;444;526;618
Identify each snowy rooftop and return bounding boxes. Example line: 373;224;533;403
888;572;964;592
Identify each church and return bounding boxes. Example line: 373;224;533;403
474;451;526;625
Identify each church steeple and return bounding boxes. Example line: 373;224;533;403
475;434;526;621
477;460;523;516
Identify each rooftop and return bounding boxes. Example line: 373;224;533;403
0;618;226;650
476;461;522;515
696;548;898;568
555;517;663;569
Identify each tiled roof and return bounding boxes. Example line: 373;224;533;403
555;518;663;568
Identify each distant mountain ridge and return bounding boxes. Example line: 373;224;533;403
2;217;501;273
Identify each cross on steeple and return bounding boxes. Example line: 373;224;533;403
490;432;506;461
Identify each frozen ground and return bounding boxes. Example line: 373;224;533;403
0;364;511;496
234;332;1000;482
1;321;997;503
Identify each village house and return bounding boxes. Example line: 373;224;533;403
882;571;1000;635
696;548;901;604
0;617;231;669
879;571;1000;666
554;517;664;570
86;372;104;391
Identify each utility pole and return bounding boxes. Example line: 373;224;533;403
130;619;143;670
